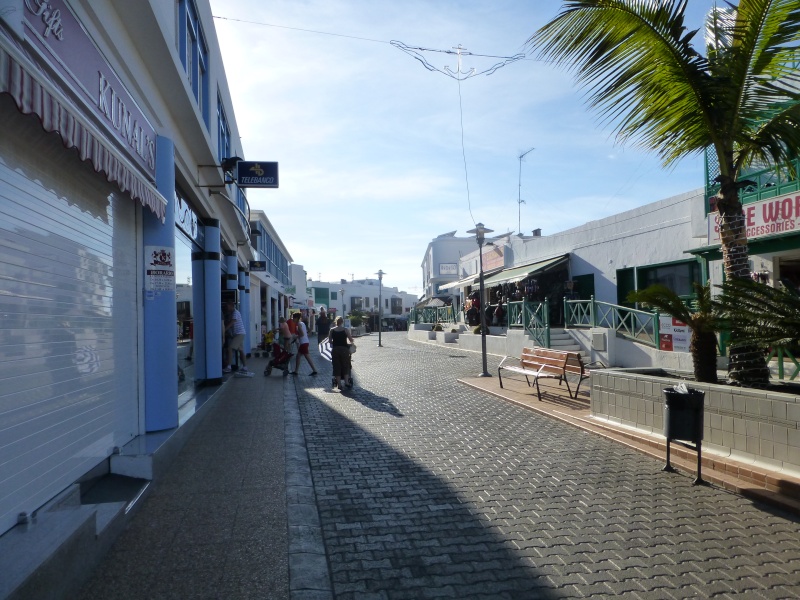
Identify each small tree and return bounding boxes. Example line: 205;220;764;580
628;283;720;384
715;278;800;351
348;309;365;328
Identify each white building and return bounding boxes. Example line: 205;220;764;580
249;209;294;338
0;1;296;595
309;278;417;321
420;231;481;302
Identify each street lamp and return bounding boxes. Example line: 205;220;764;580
339;288;345;323
376;270;385;347
467;223;493;377
518;147;534;235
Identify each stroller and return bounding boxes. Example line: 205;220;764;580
264;341;294;376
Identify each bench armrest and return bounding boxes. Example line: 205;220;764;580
498;355;518;369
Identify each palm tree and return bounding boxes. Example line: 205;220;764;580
715;277;800;349
628;283;721;383
530;0;800;385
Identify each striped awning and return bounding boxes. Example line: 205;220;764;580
0;40;167;222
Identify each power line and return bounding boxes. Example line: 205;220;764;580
212;15;390;44
212;15;543;62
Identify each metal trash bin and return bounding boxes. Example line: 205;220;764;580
663;387;704;443
662;387;705;484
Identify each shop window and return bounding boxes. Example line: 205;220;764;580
639;261;701;299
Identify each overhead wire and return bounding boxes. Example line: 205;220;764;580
213;14;531;229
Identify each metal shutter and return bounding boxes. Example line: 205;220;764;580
0;100;139;535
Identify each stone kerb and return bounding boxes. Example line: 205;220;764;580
590;368;800;477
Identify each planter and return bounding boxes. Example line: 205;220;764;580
591;368;800;477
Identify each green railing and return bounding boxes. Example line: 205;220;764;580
409;306;455;325
768;346;800;381
565;296;660;347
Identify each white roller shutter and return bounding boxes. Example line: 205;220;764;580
0;99;139;535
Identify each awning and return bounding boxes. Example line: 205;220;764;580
439;275;477;291
438;267;505;291
0;40;167;222
482;255;569;286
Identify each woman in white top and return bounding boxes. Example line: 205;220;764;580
290;313;317;376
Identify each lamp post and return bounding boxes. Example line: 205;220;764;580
339;288;345;323
376;270;385;347
518;147;534;235
467;223;493;377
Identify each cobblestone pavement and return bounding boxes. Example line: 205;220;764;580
294;333;800;600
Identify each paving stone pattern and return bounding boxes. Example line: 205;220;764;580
79;370;290;600
294;333;800;600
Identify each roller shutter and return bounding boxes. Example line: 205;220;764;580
0;98;139;534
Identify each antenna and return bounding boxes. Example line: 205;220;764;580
518;147;535;235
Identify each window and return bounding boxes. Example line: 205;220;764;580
639;261;701;298
217;96;231;163
331;292;338;300
618;260;702;306
178;0;209;125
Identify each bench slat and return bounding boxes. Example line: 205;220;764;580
498;346;588;400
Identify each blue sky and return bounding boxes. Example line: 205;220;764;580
210;0;714;297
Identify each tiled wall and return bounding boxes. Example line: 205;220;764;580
590;369;800;476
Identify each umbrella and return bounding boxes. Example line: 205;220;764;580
318;339;332;362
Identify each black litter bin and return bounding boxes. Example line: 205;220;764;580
662;387;705;484
663;387;704;443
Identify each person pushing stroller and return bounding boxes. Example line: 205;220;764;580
328;316;354;391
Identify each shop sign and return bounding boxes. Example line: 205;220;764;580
236;161;278;188
22;0;157;176
249;261;266;271
708;192;800;244
439;263;457;275
659;316;690;353
145;246;175;293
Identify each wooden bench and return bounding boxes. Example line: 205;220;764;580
498;347;588;401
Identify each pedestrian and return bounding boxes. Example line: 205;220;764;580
290;313;317;376
223;301;250;375
327;316;354;390
316;307;331;344
286;312;298;343
278;316;293;353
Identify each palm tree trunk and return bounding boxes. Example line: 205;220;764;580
690;330;719;384
716;177;771;385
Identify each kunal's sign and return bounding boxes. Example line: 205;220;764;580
708;192;800;243
236;161;279;188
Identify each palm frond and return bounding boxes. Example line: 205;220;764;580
529;0;713;164
627;283;694;326
715;277;800;347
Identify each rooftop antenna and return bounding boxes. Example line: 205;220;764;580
518;147;534;235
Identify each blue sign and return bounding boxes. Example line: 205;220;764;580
236;161;278;188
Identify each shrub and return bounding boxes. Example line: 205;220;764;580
432;323;443;332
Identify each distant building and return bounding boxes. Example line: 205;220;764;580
309;278;417;319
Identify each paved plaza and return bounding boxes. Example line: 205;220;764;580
296;334;800;599
79;332;800;599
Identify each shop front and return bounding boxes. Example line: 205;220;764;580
0;6;168;535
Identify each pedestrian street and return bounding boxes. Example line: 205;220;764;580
293;333;800;599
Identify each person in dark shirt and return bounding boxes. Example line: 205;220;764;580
327;316;354;390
